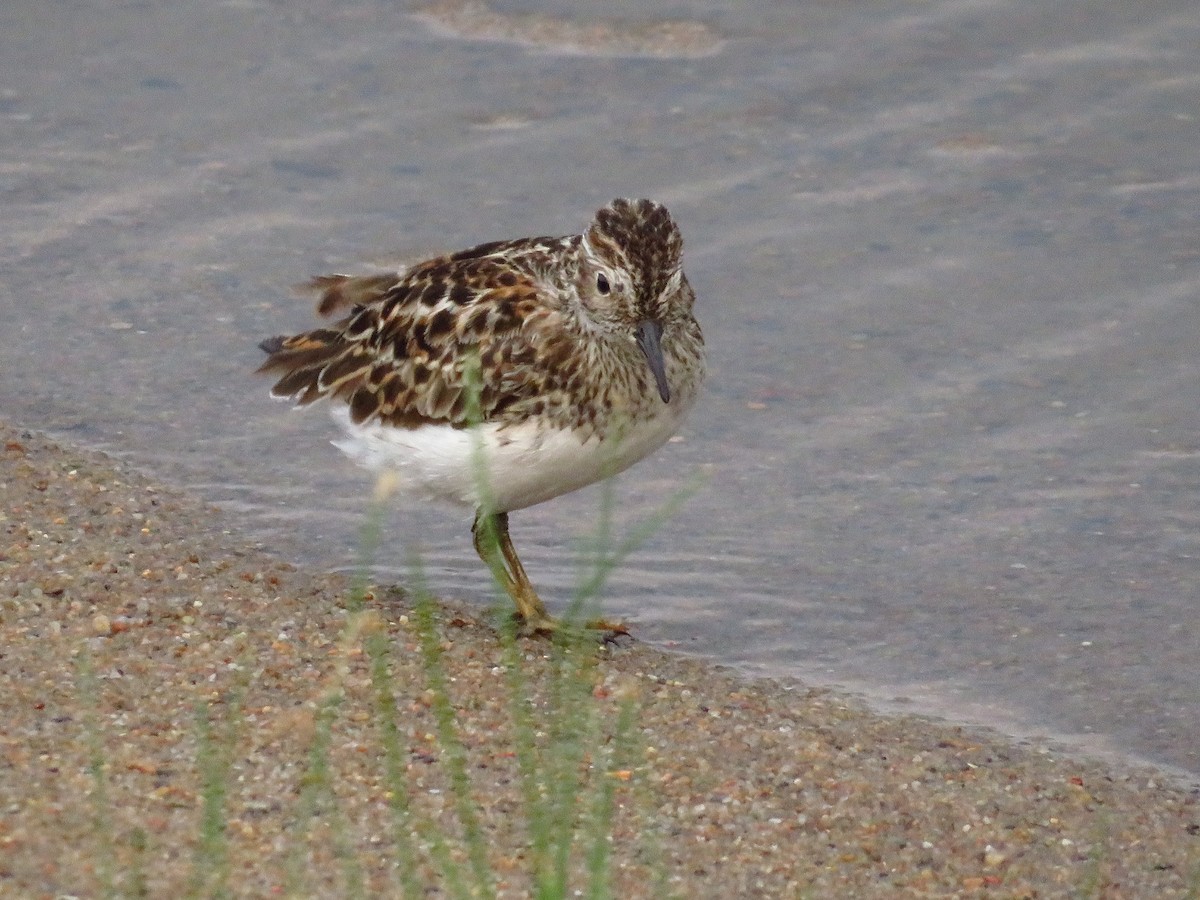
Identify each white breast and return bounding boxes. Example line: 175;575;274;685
329;400;691;513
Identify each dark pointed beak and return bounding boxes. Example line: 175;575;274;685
635;319;671;403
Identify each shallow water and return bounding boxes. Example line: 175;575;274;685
3;1;1200;777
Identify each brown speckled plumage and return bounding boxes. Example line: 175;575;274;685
257;198;704;631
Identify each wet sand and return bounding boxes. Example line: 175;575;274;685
2;419;1197;897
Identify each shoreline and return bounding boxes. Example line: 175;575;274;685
2;419;1197;896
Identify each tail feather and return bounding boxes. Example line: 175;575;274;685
316;348;373;391
257;269;404;418
268;365;335;403
305;272;400;317
257;327;378;408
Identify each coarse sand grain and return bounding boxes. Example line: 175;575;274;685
1;421;1198;897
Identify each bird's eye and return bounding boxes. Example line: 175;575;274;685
596;273;611;295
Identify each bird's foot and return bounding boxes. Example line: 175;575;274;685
513;611;560;638
510;612;632;646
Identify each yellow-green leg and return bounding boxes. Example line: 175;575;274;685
472;510;557;634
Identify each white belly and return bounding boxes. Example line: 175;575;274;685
330;403;689;512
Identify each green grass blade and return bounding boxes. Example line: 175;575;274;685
76;649;117;900
283;685;365;899
190;702;230;899
363;613;425;899
584;690;639;900
498;622;555;887
412;585;495;898
347;474;427;897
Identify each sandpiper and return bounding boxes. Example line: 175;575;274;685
258;198;704;632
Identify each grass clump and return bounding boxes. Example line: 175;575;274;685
282;462;679;898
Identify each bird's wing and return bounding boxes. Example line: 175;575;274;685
256;249;574;429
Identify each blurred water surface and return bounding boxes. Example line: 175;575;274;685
3;1;1199;777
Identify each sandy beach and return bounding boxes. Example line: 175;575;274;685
1;419;1197;897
